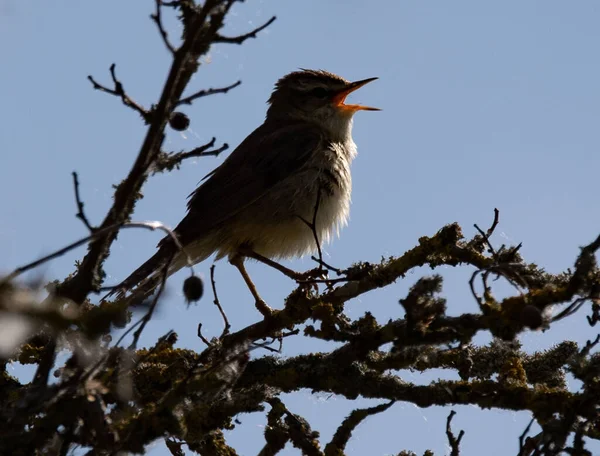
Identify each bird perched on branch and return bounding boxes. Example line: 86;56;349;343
109;69;379;316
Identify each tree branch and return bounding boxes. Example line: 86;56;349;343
324;401;395;455
88;64;151;122
57;3;243;304
446;410;465;456
152;137;229;173
151;0;177;55
71;171;95;232
176;80;241;106
214;16;276;44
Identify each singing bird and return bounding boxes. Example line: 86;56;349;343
111;69;379;315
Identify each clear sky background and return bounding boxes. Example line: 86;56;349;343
2;1;600;455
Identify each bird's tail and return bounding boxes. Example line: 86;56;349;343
104;245;177;303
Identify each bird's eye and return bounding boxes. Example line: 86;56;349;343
310;87;329;98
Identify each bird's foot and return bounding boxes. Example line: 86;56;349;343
293;267;329;282
293;267;329;294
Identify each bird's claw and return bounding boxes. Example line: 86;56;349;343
294;267;329;281
294;267;328;293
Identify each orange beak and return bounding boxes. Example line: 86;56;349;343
332;77;380;112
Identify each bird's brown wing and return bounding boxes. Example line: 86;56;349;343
168;120;324;246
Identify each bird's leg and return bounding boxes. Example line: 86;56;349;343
239;247;326;284
239;247;300;279
229;254;273;317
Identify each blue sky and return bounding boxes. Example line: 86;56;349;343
2;1;600;454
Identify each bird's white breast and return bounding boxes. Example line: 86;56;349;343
213;116;358;261
261;137;356;259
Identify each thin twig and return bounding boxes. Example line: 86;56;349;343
486;208;500;237
252;340;282;353
252;329;299;353
3;221;194;285
473;208;500;257
129;258;172;349
469;263;526;310
325;401;395;455
469;269;486;308
579;334;600;359
197;323;212;346
87;64;151;122
552;296;589;322
298;276;352;285
151;0;176;55
71;172;95;232
214;16;276;44
446;410;465;456
297;186;344;281
153;138;229;173
112;314;144;349
310;256;342;275
298;186;324;272
210;265;231;337
518;418;538;456
176;80;241;106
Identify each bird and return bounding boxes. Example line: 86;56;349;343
109;69;379;316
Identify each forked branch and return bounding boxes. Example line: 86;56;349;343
88;64;151;122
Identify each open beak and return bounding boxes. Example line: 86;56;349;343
332;77;380;112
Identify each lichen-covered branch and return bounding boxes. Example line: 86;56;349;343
3;1;600;455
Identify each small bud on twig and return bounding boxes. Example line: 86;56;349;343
169;112;190;131
183;275;204;303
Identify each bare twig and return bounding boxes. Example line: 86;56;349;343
579;334;600;359
311;256;341;275
468;268;486;308
298;276;351;285
87;64;151;122
197;323;212;346
324;401;395;455
486;208;500;238
151;0;177;55
3;221;193;285
112;313;144;348
153;138;229;173
446;410;465;456
129;258;172;349
210;265;231;337
214;16;277;44
252;329;299;353
61;5;247;304
298;187;326;273
552;297;589;322
252;340;282;353
175;80;241;106
72;172;95;232
112;308;172;350
517;418;541;456
473;208;500;257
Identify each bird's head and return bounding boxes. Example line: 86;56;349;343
267;69;379;138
